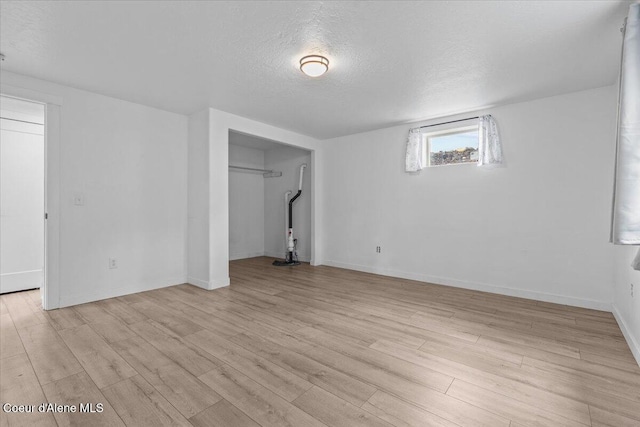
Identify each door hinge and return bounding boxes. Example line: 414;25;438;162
45;213;48;220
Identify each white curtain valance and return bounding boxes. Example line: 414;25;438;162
611;2;640;246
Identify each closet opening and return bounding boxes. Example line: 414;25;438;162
228;130;312;266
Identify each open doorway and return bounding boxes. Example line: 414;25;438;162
228;130;312;264
0;96;46;305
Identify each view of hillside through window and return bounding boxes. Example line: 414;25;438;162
427;127;479;166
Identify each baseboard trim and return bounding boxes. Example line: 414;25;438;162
209;276;230;290
323;260;611;312
229;251;266;261
187;276;210;289
187;275;230;291
264;251;311;263
58;277;186;308
612;304;640;367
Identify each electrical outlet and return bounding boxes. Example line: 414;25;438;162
631;283;634;298
73;193;85;206
376;246;381;253
109;258;118;269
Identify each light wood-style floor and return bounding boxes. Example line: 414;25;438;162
1;257;639;427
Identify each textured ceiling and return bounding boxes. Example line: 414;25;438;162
0;1;630;139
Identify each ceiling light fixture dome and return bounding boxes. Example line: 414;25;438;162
300;55;329;77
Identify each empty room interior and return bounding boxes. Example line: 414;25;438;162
1;1;640;426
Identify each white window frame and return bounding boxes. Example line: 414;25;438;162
422;124;479;167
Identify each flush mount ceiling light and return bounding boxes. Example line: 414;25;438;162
299;55;329;77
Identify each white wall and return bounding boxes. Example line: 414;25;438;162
0;97;45;293
187;109;210;288
264;146;312;262
322;85;617;310
2;71;188;307
613;246;640;365
229;144;265;260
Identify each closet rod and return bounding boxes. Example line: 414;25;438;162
415;116;479;131
229;165;274;173
0;117;44;126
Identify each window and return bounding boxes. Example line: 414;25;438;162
423;125;479;167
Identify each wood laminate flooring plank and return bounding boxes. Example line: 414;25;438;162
361;390;460;427
128;320;223;376
446;379;587;427
522;355;640;402
25;290;42;308
73;303;137;344
41;371;124;426
111;336;221;418
198;365;327;427
3;291;48;330
370;339;592;425
197;295;305;334
518;363;640;421
101;375;192;427
189;399;260;427
114;292;147;305
475;334;581;362
147;299;246;339
589;406;640;427
0;297;8;315
292;385;393;427
295;326;455;393
18;322;84;385
44;306;86;331
186;329;313;402
257;291;428;348
418;332;524;367
96;298;147;325
580;351;640;374
405;312;481;343
251;327;506;427
58;324;137;389
0;353;57;427
0;313;25;359
128;300;203;337
229;331;378;407
272;285;420;320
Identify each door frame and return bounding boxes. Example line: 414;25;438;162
1;84;62;310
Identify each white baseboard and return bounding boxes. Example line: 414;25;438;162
612;304;640;367
57;276;186;308
323;260;611;312
187;276;210;289
264;251;311;263
229;251;266;261
188;275;229;291
1;269;43;294
229;251;312;264
209;276;230;290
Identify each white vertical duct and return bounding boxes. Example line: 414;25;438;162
273;164;306;266
284;190;292;251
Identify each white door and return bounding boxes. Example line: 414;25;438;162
0;96;45;294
